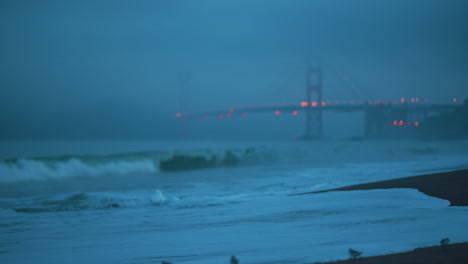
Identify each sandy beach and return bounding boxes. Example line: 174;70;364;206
301;169;468;263
312;242;468;264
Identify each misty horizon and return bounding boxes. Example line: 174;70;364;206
1;0;467;140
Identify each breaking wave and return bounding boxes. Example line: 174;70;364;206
9;189;176;213
6;188;254;213
2;141;467;200
0;158;158;183
0;147;265;184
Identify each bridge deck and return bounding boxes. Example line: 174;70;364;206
182;103;463;119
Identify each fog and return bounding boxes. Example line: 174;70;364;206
1;0;467;140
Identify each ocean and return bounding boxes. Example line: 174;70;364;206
1;139;468;264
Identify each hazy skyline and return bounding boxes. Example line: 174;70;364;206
1;0;467;139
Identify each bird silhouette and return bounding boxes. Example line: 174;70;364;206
348;248;362;259
230;255;239;264
440;238;450;252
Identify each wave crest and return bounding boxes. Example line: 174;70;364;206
11;189;176;213
0;158;158;183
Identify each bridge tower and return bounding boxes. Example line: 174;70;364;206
364;104;386;138
304;65;323;139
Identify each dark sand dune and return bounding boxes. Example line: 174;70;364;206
297;169;468;206
301;169;468;263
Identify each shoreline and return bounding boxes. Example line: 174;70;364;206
296;169;468;206
300;169;468;263
311;242;468;264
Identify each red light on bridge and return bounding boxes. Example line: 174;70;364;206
410;98;415;103
196;118;201;122
293;135;299;140
226;112;233;118
401;98;406;104
424;98;429;103
218;114;224;119
301;102;309;107
453;98;457;103
415;98;420;102
176;113;182;118
204;115;209;119
367;100;372;104
414;121;420;127
393;120;398;126
321;102;327;107
274;110;282;116
292;110;299;116
398;120;404;126
350;100;355;104
241;113;247;117
311;102;318;107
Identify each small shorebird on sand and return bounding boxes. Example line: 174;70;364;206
348;248;362;259
440;238;450;251
230;255;239;264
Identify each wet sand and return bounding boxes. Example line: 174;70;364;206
299;169;468;206
300;169;468;263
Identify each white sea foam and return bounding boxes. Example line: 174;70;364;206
0;158;158;183
5;189;180;213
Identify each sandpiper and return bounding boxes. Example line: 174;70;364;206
348;248;362;259
440;237;450;246
230;255;239;264
440;238;450;251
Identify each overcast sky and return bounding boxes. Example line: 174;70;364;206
1;0;467;140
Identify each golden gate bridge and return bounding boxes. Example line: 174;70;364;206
175;66;465;139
